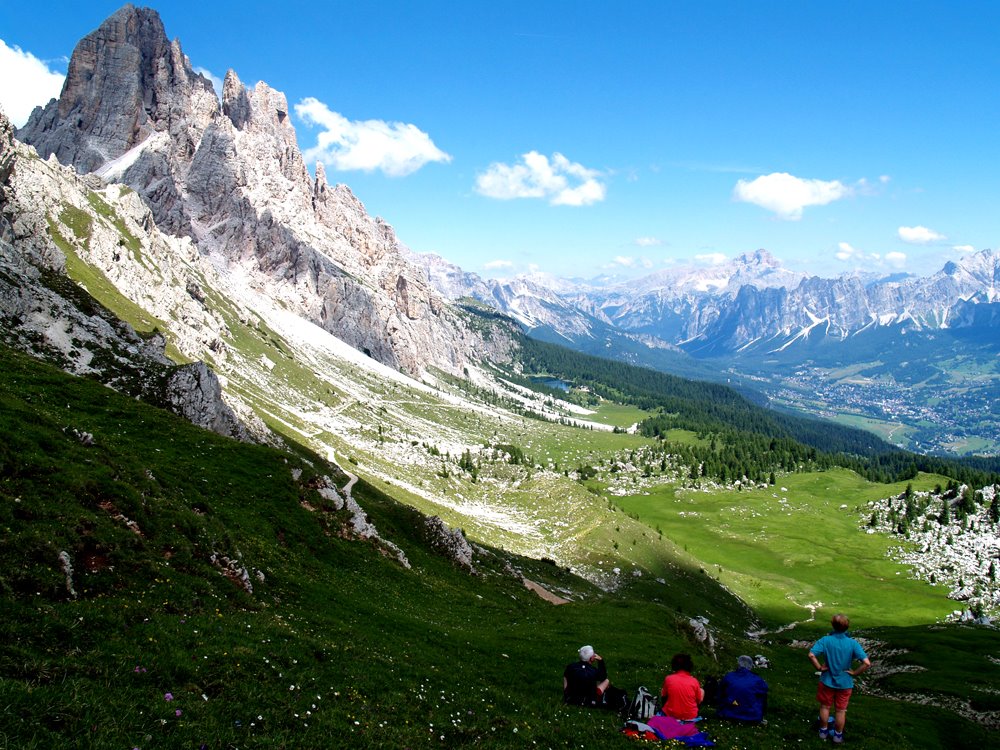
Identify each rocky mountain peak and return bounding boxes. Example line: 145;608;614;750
15;5;516;379
19;5;218;176
740;248;778;268
221;69;252;129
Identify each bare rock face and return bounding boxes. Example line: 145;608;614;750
424;515;476;573
1;106;263;444
18;5;219;234
165;362;258;442
17;6;515;379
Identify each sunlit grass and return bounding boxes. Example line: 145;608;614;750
611;469;954;627
1;345;996;749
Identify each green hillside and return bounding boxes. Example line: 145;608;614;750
2;345;998;749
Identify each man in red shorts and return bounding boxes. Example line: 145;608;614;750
808;613;871;743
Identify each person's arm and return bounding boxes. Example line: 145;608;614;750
593;655;607;683
808;651;827;672
847;657;871;677
697;683;705;704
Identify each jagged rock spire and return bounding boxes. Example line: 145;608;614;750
14;5;516;378
19;5;218;174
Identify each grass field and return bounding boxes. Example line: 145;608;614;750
2;347;998;748
583;401;652;428
610;469;955;628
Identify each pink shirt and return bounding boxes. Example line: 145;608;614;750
661;670;703;720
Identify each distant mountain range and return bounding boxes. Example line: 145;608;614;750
412;245;1000;456
413;247;1000;358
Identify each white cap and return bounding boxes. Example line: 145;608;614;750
579;645;595;661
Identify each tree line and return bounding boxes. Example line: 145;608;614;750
515;335;1000;487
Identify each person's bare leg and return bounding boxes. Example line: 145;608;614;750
597;678;610;695
834;709;846;733
819;704;831;727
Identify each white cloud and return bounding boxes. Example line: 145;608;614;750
695;252;727;266
634;236;663;247
602;255;652;272
836;241;863;262
294;97;451;177
483;259;513;270
898;225;946;244
475;151;606;206
194;66;223;100
952;244;975;254
835;241;907;270
733;172;851;220
885;251;907;268
0;39;65;127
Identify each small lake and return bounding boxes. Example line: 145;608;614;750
532;377;571;392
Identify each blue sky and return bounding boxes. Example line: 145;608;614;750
2;1;998;280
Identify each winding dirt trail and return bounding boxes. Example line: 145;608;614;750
522;578;571;605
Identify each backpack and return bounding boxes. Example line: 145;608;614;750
626;685;657;721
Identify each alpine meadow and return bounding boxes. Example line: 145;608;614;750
1;4;999;749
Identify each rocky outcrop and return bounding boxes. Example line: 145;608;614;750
165;362;258;442
1;105;261;443
17;6;514;379
314;476;410;568
424;515;476;572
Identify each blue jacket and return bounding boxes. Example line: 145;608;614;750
717;667;768;722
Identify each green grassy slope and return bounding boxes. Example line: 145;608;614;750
2;345;997;749
611;469;956;627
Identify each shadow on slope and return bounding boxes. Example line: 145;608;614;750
1;345;995;749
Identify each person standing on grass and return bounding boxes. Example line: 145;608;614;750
661;653;705;721
809;613;871;744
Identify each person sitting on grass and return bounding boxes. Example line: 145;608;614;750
661;652;705;721
563;645;627;711
716;655;769;723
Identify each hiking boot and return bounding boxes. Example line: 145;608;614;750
831;731;844;744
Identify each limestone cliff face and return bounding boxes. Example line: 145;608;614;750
18;5;514;377
19;5;219;234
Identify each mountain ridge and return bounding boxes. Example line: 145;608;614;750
18;4;513;380
416;246;999;354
